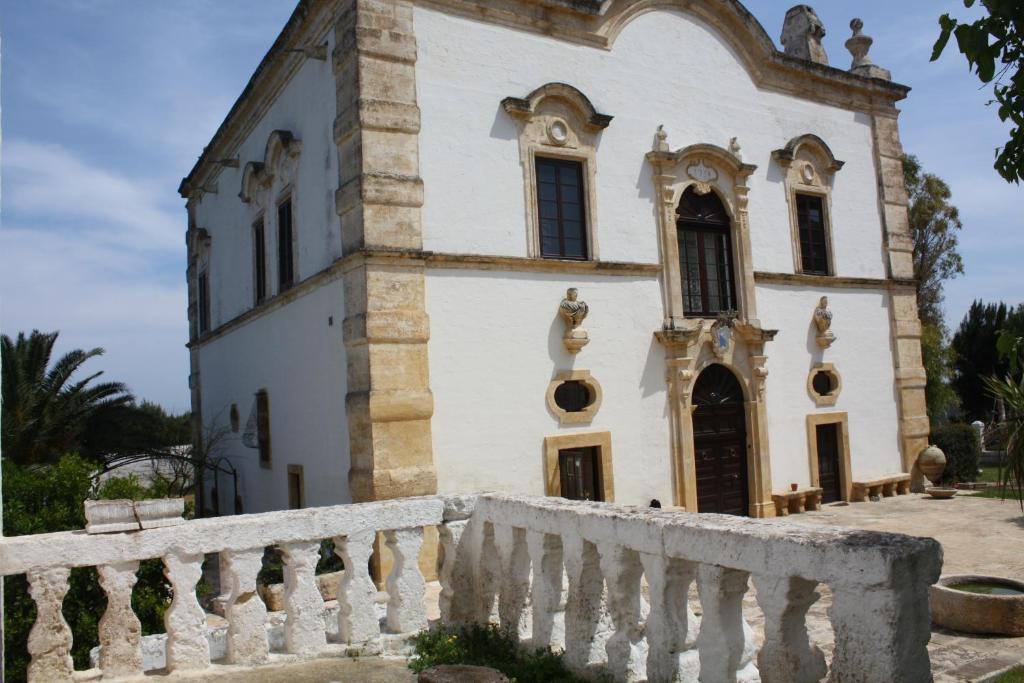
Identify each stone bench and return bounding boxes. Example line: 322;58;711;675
771;487;823;516
851;473;911;502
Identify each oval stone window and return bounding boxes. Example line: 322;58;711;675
554;380;592;412
812;371;835;396
807;363;842;407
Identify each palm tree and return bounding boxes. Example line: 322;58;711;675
1;330;133;466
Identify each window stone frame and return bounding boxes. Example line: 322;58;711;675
546;369;603;425
807;362;842;407
542;431;614;502
501;83;612;261
772;134;845;277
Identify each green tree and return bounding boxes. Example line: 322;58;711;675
1;330;133;466
903;154;965;422
80;400;192;460
921;323;960;423
903;154;965;329
932;0;1024;184
952;301;1024;419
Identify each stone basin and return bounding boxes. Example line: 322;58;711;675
925;487;957;499
930;574;1024;636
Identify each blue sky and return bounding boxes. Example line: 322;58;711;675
1;0;1021;412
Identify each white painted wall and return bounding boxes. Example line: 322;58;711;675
415;7;887;279
197;279;350;513
193;25;341;330
757;284;902;488
426;270;673;506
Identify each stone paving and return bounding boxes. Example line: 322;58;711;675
768;492;1024;681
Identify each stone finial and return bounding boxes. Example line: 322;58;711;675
655;125;670;152
728;137;742;160
781;5;829;65
559;287;590;354
845;18;892;80
813;296;836;348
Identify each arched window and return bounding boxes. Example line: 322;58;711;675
676;187;737;317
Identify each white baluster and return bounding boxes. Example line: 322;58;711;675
526;530;564;650
476;521;501;623
222;548;268;665
384;527;427;633
26;567;74;682
598;542;646;682
494;524;532;638
97;561;143;678
336;529;380;644
562;536;605;671
752;574;826;683
281;540;326;655
829;583;933;681
640;553;699;682
163;551;210;672
438;519;474;626
695;564;754;682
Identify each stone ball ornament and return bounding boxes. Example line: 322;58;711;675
559;287;590;354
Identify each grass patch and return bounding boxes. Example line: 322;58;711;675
409;623;590;683
971;485;1022;500
996;665;1024;683
976;467;1003;483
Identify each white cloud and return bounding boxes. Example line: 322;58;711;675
3;139;183;250
0;225;189;411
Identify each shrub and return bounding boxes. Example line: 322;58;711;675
409;623;588;683
931;423;981;484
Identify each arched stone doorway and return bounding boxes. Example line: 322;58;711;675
692;364;749;516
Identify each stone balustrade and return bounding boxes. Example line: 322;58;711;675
0;493;942;682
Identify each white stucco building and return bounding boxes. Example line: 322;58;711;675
180;0;927;520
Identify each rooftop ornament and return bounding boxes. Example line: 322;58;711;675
845;18;892;80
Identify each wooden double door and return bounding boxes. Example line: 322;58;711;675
692;364;749;516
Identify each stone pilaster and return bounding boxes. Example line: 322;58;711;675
333;0;436;504
872;113;929;484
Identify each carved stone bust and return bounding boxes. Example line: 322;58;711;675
814;296;836;348
781;5;829;66
559;288;590;354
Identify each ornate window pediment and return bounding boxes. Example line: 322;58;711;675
502;83;611;260
239;130;302;204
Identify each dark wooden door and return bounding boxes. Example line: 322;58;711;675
816;423;842;503
692;365;749;516
559;447;602;501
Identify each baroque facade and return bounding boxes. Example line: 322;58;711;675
180;0;927;520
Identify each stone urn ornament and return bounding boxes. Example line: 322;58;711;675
559;287;590;354
917;445;947;486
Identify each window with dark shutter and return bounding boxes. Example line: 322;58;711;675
253;217;267;305
558;447;602;501
277;198;294;290
796;193;830;275
536;157;588;260
198;270;211;334
256;390;271;468
676;187;737;317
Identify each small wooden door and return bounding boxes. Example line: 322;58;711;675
692;365;749;516
559;447;602;501
816;423;842;503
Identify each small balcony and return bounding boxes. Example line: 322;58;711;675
0;493;942;682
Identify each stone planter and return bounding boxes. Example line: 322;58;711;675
134;498;185;529
930;574;1024;636
85;499;138;534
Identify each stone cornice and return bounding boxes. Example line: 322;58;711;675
754;271;915;290
181;0;909;201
